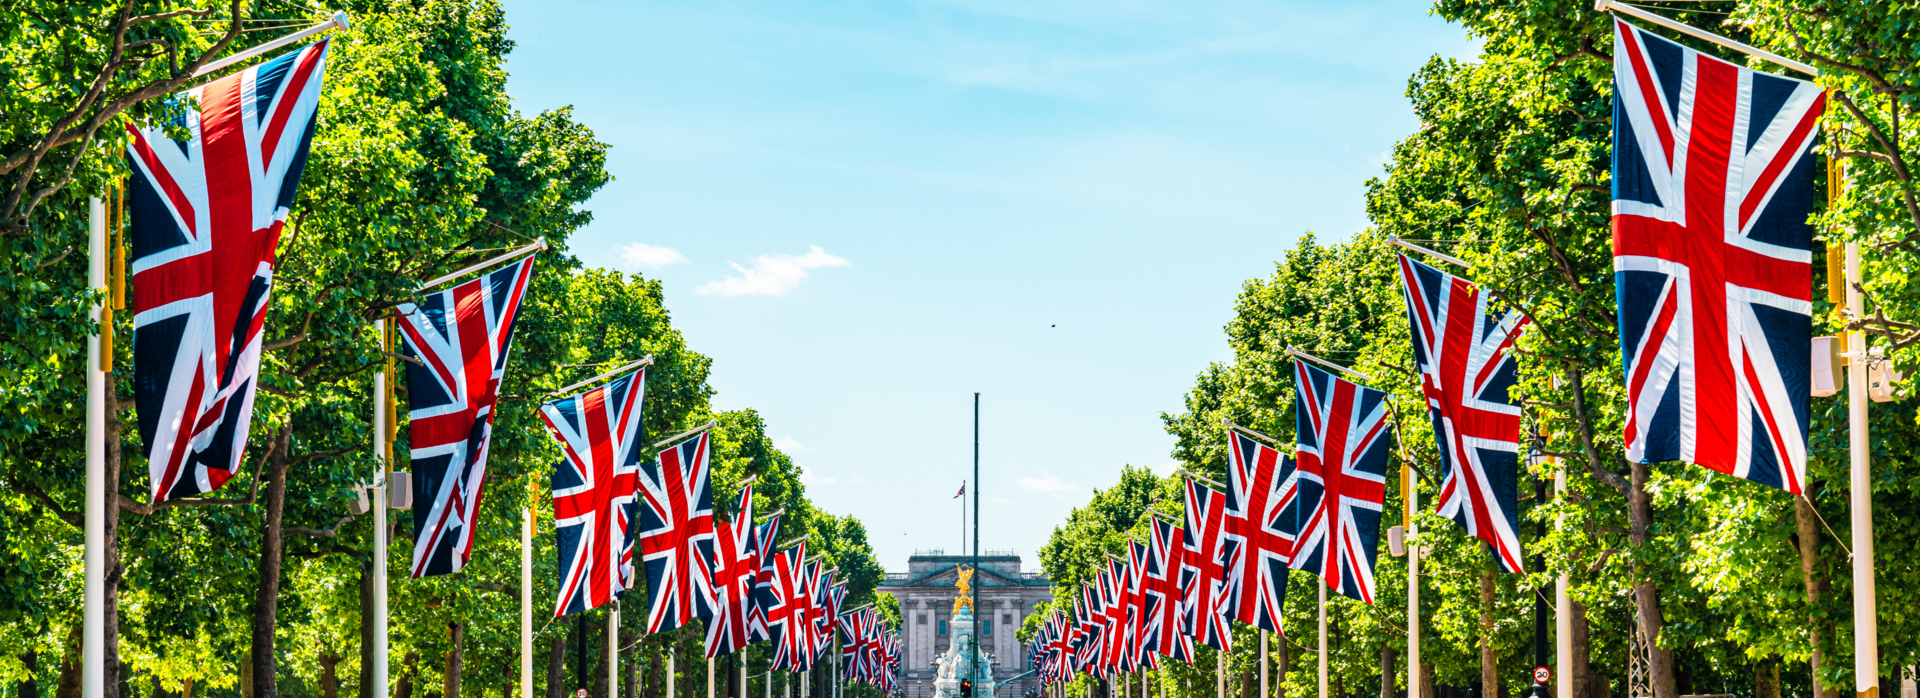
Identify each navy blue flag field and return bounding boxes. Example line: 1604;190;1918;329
398;255;537;578
539;367;646;615
1611;19;1823;494
127;40;331;503
1288;359;1392;603
1397;254;1529;573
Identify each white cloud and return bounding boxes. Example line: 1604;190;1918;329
798;461;862;486
1015;470;1088;500
773;436;816;453
695;246;849;297
619;242;690;269
798;462;836;486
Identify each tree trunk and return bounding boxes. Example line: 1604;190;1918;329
1381;646;1398;698
593;620;610;698
241;648;255;698
1568;602;1592;698
624;631;639;698
54;624;81;698
1754;659;1779;698
647;644;661;698
1480;570;1498;698
548;637;568;698
1276;635;1289;698
321;650;343;698
1418;664;1434;698
397;653;419;698
1628;460;1677;698
252;427;295;698
362;561;376;698
103;389;125;698
1794;497;1837;698
19;651;39;698
444;622;466;698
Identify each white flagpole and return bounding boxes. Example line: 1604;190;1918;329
711;651;718;698
1317;585;1327;698
1847;241;1880;698
1217;648;1225;698
523;504;535;698
669;649;677;698
1554;459;1571;698
1407;465;1420;698
1260;632;1268;698
84;197;106;698
611;606;621;698
373;317;391;698
190;11;349;78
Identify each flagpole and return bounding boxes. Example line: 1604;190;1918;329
1554;458;1571;698
373;317;391;698
1846;240;1880;698
611;604;621;698
190;11;349;78
523;502;534;698
1317;584;1327;698
1406;463;1420;698
710;650;717;698
1591;0;1816;76
83;197;105;698
1260;631;1268;698
971;392;981;698
669;648;677;698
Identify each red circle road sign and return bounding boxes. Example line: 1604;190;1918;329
1534;667;1552;684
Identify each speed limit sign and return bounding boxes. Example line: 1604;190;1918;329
1533;667;1552;684
577;689;590;698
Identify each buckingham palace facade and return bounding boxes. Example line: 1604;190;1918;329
879;551;1053;698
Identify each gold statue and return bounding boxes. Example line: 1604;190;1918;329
952;566;974;615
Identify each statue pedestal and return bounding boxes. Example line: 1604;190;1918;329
932;609;995;698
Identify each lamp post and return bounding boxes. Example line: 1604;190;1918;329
970;392;981;698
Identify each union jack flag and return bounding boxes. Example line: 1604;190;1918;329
1398;254;1530;572
841;607;885;684
1289;360;1392;603
1142;517;1195;662
706;485;759;657
758;541;811;671
811;574;846;665
1179;478;1233;650
1097;560;1131;672
1611;19;1822;494
880;631;902;693
1043;609;1078;684
1221;427;1298;631
127;40;331;503
397;256;536;578
540;368;645;615
1123;541;1151;669
1072;588;1104;675
639;430;717;632
748;513;786;644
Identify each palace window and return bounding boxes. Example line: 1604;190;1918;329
937;620;948;636
982;619;993;636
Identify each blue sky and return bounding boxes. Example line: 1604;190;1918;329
500;0;1478;571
